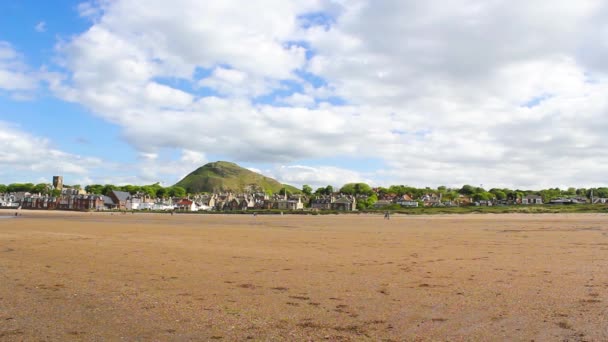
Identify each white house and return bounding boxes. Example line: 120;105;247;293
522;195;543;205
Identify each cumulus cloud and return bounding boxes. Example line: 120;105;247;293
45;0;608;188
0;121;103;182
0;42;38;93
271;165;373;189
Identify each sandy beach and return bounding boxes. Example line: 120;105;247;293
1;210;607;341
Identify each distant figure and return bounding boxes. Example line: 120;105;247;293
384;211;390;220
171;211;174;216
253;212;257;217
15;212;18;217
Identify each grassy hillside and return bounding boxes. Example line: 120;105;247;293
175;161;300;194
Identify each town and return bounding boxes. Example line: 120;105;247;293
2;176;608;212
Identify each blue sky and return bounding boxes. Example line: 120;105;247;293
2;1;608;190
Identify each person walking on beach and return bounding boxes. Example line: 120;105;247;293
384;211;390;220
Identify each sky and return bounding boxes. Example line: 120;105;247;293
1;0;608;190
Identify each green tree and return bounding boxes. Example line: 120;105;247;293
102;184;118;196
120;185;141;195
279;187;292;197
157;187;168;198
85;184;104;194
340;183;373;196
490;189;507;200
140;185;158;198
169;186;186;198
356;193;378;210
302;185;312;196
473;192;490;202
459;185;475;195
0;184;7;193
32;183;50;194
7;183;35;192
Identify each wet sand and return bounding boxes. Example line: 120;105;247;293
1;211;607;341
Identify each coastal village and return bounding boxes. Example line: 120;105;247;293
1;175;607;213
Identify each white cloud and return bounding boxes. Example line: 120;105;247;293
0;41;38;92
35;21;46;33
272;165;373;189
0;121;103;182
46;0;608;188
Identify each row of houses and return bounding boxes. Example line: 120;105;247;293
5;183;608;212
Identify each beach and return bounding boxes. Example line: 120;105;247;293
1;211;607;340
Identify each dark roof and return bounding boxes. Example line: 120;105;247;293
111;190;130;202
334;198;353;204
102;195;115;205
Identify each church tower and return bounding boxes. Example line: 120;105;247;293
52;176;64;191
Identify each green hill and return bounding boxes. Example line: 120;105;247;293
174;161;300;194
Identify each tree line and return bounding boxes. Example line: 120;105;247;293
3;181;608;204
0;182;186;199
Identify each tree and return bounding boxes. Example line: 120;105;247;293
7;183;35;193
357;193;378;210
140;185;158;198
102;184;118;196
279;187;292;197
325;185;334;195
85;184;104;194
459;185;475;195
302;185;312;196
490;189;506;200
157;187;169;198
32;183;50;194
473;192;490;202
0;184;6;193
169;186;186;198
340;183;373;196
121;185;141;195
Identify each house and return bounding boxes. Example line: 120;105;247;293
176;199;199;211
476;200;493;207
331;196;357;211
276;196;304;211
548;197;586;205
311;197;333;210
108;190;130;210
394;195;418;207
420;193;441;206
373;200;393;209
593;198;608;204
224;198;246;211
102;195;117;209
456;195;473;206
73;195;105;210
394;194;418;207
522;195;543;205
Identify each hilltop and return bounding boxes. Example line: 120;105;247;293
174;161;300;194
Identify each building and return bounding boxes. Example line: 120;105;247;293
176;199;199;211
53;176;63;191
522;195;543;205
373;200;393;209
331;196;357;211
108;190;130;210
311;197;333;210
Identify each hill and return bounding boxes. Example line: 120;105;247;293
174;161;300;194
